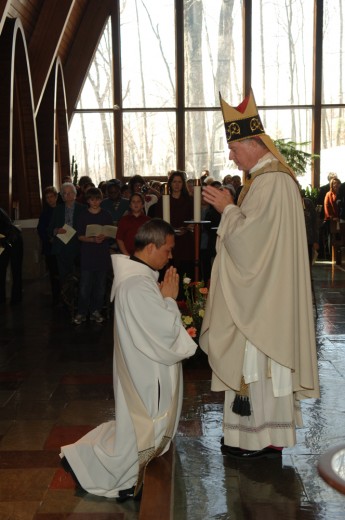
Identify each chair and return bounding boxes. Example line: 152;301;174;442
330;221;345;265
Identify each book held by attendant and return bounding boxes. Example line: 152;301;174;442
85;224;117;239
56;224;76;244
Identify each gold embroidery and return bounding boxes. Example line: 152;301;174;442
227;122;241;140
250;117;264;133
135;435;172;495
237;161;295;207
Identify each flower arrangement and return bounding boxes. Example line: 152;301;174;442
178;276;208;339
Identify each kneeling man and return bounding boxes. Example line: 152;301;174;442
60;218;197;498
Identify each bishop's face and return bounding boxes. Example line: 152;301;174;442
228;139;261;171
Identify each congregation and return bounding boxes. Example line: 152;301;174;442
1;168;344;318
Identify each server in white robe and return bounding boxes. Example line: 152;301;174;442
200;90;319;458
60;218;197;497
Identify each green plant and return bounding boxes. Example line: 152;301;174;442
303;186;320;206
274;138;318;177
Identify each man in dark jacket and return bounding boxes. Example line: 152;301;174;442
48;183;85;286
0;208;23;304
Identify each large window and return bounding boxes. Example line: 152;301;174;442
69;19;114;185
320;0;345;181
252;0;313;107
69;0;345;188
120;0;176;177
121;0;175;109
184;0;242;177
123;112;176;175
69;113;114;185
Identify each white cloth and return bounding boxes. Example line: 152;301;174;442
243;340;292;397
60;254;196;497
144;194;158;214
223;346;302;450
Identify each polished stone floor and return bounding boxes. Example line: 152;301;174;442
1;260;345;519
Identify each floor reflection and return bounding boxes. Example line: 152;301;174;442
174;261;345;520
1;261;345;519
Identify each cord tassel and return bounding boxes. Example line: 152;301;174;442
232;376;251;416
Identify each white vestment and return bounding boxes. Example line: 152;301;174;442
199;154;319;450
60;254;196;497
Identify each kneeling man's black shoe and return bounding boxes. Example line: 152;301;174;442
60;456;84;490
117;485;142;502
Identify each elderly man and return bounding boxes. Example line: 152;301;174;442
49;182;85;286
60;218;196;499
200;90;319;459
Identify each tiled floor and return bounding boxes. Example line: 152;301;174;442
1;260;345;519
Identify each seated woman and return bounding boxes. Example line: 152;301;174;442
116;193;150;256
151;170;194;288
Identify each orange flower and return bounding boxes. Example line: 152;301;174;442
186;326;197;338
199;287;208;295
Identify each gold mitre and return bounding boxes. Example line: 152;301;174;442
219;89;295;177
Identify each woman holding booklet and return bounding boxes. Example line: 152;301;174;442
73;187;114;325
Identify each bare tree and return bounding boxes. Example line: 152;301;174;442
87;21;114;181
337;0;344;145
134;0;151;171
283;0;297;139
184;0;207;175
210;0;237;175
259;1;266;116
76;19;114;183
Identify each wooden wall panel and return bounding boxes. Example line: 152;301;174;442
12;21;41;217
57;0;88;66
0;0;11;34
64;0;113;119
0;12;13;212
36;62;55;191
37;58;70;191
56;64;71;182
7;0;43;41
28;0;75;110
0;18;41;217
0;1;108;210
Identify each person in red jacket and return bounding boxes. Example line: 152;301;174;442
116;193;150;256
324;177;341;221
323;177;341;258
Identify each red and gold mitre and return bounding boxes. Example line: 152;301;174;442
219;89;295;177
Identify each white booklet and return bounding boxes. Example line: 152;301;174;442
56;224;76;244
85;224;117;239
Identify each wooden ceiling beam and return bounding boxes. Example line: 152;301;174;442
28;0;75;112
64;0;113;120
0;0;11;34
